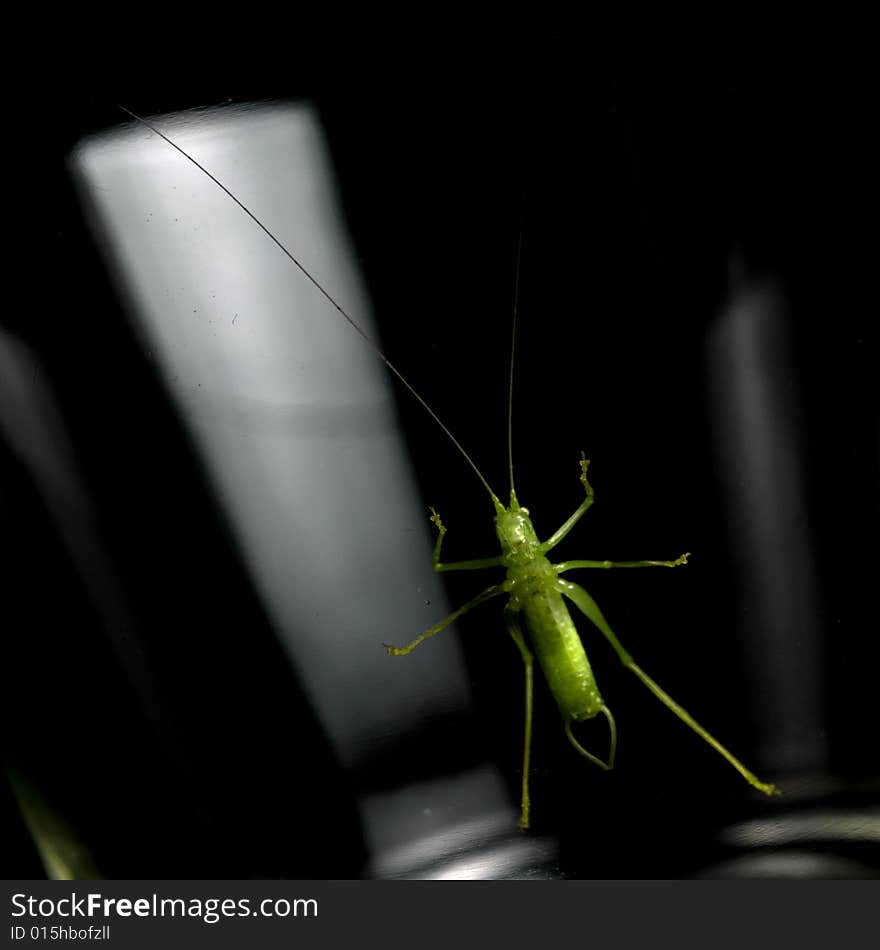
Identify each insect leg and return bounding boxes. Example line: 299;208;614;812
541;454;595;553
429;508;504;572
504;606;533;831
564;706;617;770
555;553;690;572
383;584;506;655
559;580;778;796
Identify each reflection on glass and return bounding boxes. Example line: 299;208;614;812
72;101;515;869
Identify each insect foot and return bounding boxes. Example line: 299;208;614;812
429;507;447;537
578;453;595;500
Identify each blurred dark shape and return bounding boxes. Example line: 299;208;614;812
707;267;826;774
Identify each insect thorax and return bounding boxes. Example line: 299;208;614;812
494;503;542;564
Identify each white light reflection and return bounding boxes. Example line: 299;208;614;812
721;809;880;848
425;836;559;880
700;850;877;879
71;103;512;850
362;765;524;877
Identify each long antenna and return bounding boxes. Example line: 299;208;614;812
119;104;501;507
507;225;524;499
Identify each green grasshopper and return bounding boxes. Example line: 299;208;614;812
383;303;778;829
122;105;778;832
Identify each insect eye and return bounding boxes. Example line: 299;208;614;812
521;507;529;516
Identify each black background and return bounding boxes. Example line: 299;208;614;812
3;43;877;878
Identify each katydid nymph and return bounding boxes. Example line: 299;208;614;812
121;104;779;833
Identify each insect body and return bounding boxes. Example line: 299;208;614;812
123;104;778;833
386;454;777;829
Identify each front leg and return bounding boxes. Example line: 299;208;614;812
430;508;504;572
541;454;595;554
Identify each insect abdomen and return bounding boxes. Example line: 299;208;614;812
521;589;603;722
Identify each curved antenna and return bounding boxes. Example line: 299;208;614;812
118;105;500;507
507;226;524;500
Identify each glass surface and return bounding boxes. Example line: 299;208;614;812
3;72;877;879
